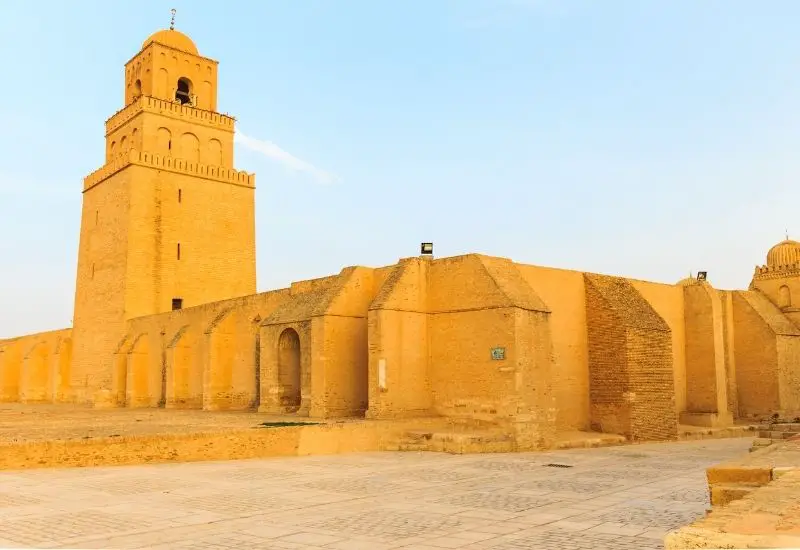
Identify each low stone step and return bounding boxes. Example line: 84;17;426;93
771;423;800;432
757;430;800;440
709;483;757;507
749;438;773;452
707;465;772;487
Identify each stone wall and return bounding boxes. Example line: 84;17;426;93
7;254;800;446
584;274;676;440
0;329;72;403
733;291;800;418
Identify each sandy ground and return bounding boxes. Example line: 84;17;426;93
0;403;344;443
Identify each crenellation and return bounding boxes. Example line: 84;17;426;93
106;95;234;136
83;149;254;191
753;262;800;280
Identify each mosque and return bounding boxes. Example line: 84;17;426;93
1;25;799;450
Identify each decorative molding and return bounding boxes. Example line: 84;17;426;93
106;95;235;136
83;149;255;192
125;40;219;67
752;263;800;281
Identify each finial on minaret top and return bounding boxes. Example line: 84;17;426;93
786;229;790;241
170;8;176;30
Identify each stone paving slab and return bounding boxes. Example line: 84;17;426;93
0;438;752;549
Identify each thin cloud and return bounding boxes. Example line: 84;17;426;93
234;130;340;185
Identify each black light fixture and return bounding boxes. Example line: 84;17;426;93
697;271;707;281
420;242;434;255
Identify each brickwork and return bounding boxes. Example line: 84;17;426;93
733;292;788;417
584;274;676;440
629;280;688;421
719;291;740;418
776;334;800;415
684;285;719;412
425;256;553;431
366;260;431;419
584;277;629;434
516;266;590;431
628;329;678;440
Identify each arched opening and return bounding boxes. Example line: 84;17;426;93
208;138;222;165
157;68;169;97
175;77;193;105
134;79;142;98
156;127;171;155
780;285;791;308
277;328;301;412
180;132;200;163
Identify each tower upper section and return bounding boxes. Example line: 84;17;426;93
97;26;240;173
753;238;800;281
125;28;217;110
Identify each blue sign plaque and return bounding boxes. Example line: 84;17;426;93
491;347;506;360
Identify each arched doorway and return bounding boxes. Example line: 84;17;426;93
278;328;301;412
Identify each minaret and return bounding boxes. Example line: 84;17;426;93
70;19;256;403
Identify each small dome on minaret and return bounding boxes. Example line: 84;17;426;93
766;239;800;267
142;29;198;55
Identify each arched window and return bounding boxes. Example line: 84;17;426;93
780;285;791;308
175;77;193;105
134;79;142;98
156;127;171;155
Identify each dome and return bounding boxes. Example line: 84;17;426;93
766;239;800;267
142;29;198;55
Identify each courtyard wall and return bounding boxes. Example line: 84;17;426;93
4;254;800;444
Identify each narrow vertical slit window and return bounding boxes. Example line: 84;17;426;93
177;243;181;260
91;263;95;279
95;210;98;225
178;189;182;203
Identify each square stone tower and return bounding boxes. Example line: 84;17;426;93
70;27;256;403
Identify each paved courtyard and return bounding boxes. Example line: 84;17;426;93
0;438;751;549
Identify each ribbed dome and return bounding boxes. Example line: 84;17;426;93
142;29;198;55
766;239;800;267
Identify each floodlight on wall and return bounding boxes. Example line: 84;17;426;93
697;271;707;281
421;242;434;255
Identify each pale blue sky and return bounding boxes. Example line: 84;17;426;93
1;0;799;337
